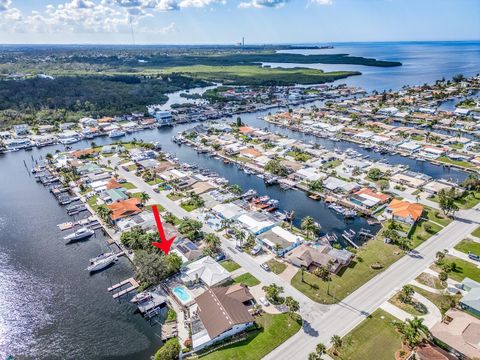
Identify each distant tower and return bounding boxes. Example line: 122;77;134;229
242;37;245;46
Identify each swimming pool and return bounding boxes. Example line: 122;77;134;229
172;285;193;304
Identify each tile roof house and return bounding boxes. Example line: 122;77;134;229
106;178;123;190
385;199;424;225
415;342;457;360
192;284;254;350
107;198;142;222
430;309;480;360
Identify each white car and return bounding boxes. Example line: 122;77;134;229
259;297;270;307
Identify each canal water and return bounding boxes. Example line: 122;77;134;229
1;41;478;359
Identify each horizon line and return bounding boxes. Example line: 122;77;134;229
0;39;479;47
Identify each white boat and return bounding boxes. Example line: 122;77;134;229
86;254;117;272
64;227;95;242
130;291;153;304
109;129;126;138
89;252;114;264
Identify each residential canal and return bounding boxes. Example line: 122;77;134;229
2;40;478;359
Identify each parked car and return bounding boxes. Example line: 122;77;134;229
215;252;226;262
260;263;270;272
468;252;480;262
117;178;126;183
251;244;262;255
259;297;270;306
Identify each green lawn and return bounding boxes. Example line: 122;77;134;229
147;178;163;185
437;156;476;169
454;239;480;256
121;182;136;190
180;203;198;212
328;309;402;360
415;272;446;290
167;192;184;201
388;293;427;316
87;195;99;211
266;259;287;275
410;286;461;315
430;190;480;209
220;260;241;272
472;226;480;238
146;204;166;212
408;220;443;248
199;313;302;360
234;273;261;287
291;238;403;304
321;159;342;170
423;206;452;227
431;255;480;282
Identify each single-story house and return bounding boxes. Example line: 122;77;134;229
459;278;480;317
101;188;129;203
323;177;359;193
116;211;156;232
293;167;327;182
257;226;303;256
191;284;254;350
212;202;246;221
236;212;278;235
385;199;424;224
398;141;422;153
172;238;203;263
285;243;353;274
430;309;480;360
390;173;427;188
181;256;231;287
415;342;457;360
423;180;453;195
107;198;142;223
350;188;391;208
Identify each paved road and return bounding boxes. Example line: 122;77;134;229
108;156;480;359
263;205;480;360
111;156;330;321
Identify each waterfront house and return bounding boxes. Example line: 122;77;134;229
422;180;453;195
181;256;231;287
350;187;391;208
191;284;254;351
293;167;327;182
459;278;480;318
390;173;427;188
398;141;422;153
100;188;129;203
385;199;424;225
13;124;28;136
323;177;359;194
107;198;142;223
236;212;278;235
257;226;303;256
285;243;353;274
116;211;155;232
430;309;480;360
212;202;246;221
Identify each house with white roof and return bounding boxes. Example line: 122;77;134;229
237;212;278;235
257;226;303;256
180;256;231;287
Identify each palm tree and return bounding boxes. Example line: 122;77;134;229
139;191;150;205
315;343;326;357
301;216;317;239
330;335;343;354
399;285;415;303
229;184;243;195
397;317;429;348
308;353;320;360
97;205;112;224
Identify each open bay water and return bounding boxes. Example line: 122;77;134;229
0;41;479;359
272;41;480;91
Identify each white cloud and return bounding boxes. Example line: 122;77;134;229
239;0;288;8
310;0;332;5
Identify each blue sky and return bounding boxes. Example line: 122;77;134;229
0;0;479;44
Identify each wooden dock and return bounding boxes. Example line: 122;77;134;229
108;277;139;299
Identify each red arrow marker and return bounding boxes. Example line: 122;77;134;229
151;205;176;255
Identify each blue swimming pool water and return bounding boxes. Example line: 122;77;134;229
172;286;192;303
